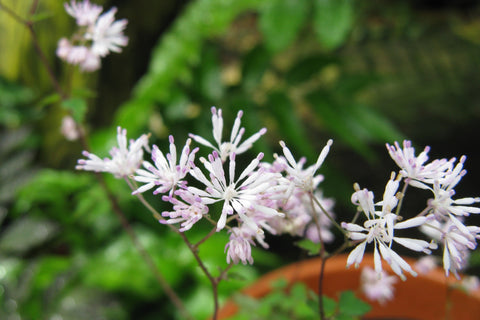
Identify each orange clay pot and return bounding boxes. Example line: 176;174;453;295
217;254;480;320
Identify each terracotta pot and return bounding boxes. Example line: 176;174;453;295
217;254;480;320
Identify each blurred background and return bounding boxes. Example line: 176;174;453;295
1;0;480;319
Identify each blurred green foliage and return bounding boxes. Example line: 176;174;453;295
2;0;480;319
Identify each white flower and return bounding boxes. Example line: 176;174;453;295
189;107;267;162
188;151;283;231
132;136;197;196
225;227;255;265
344;175;436;279
76;126;149;178
64;0;102;26
460;276;480;293
422;218;480;278
414;256;438;274
427;156;480;218
386;140;453;187
276;139;333;193
60;115;81;141
88;7;128;57
161;189;209;232
361;266;397;304
58;0;128;72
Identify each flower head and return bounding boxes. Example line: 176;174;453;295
88;7;128;57
189;107;267;162
343;175;436;280
58;0;128;72
276;139;333;193
386;140;453;187
161;189;209;232
188;151;283;231
361;266;397;304
225;227;255;265
132;136;198;196
76;126;149;178
64;0;102;26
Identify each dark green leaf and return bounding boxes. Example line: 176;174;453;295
322;295;337;317
338;290;371;316
286;55;338;85
61;98;87;124
313;0;354;50
295;239;322;256
268;91;317;160
259;0;309;52
242;46;272;93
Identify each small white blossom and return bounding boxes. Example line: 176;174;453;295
60;115;81;141
414;256;438;274
427;157;480;219
276;139;332;193
343;175;435;280
421;217;480;278
460;276;480;293
64;0;102;26
189;107;267;162
87;7;128;57
161;189;209;232
361;266;397;304
188;151;283;231
76;126;149;178
386;140;453;187
225;227;255;265
58;0;128;72
132;136;197;196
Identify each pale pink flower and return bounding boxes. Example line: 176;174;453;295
421;218;480;278
460;276;480;293
132;136;197;196
188;151;283;231
76;127;149;178
386;140;453;187
414;256;438;274
276;139;332;193
161;189;209;232
225;227;255;265
427;156;480;219
189;107;267;162
60;115;81;141
361;266;397;304
64;0;102;26
58;0;128;72
343;175;436;279
88;7;128;57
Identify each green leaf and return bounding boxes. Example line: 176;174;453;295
322;295;337;318
338;290;371;317
37;93;61;109
286;55;338;85
259;0;309;52
61;97;87;124
313;0;354;50
295;239;322;256
268;91;317;160
307;91;374;161
242;46;272;93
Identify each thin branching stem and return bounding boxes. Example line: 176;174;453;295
126;180;227;320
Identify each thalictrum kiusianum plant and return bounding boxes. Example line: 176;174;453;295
3;0;480;318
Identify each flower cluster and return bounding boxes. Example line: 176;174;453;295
76;108;480;280
343;141;480;279
57;0;128;71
